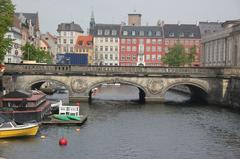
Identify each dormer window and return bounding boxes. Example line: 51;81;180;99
112;30;117;35
148;31;152;36
98;30;103;35
156;31;161;36
132;31;136;36
189;33;194;37
169;32;175;37
179;32;184;37
123;31;128;36
105;29;110;35
139;31;144;36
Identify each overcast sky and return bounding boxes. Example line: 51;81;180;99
12;0;240;35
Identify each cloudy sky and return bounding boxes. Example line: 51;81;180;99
12;0;240;34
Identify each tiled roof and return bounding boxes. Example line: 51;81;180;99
76;35;93;46
121;26;163;38
163;24;201;39
93;24;121;37
57;22;84;33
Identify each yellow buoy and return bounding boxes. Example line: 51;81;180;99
40;135;46;139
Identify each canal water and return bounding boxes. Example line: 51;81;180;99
1;85;240;159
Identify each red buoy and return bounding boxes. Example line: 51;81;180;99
59;137;68;146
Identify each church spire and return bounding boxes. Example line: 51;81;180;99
89;9;95;35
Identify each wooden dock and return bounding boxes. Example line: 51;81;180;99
41;115;88;126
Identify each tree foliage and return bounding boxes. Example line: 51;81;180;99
21;43;53;64
0;0;15;63
162;43;196;67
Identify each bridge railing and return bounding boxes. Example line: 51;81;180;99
4;63;236;77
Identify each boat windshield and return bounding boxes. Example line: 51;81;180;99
0;122;14;128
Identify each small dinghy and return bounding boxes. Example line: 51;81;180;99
67;115;81;121
53;114;70;121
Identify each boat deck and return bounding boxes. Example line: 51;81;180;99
41;115;88;126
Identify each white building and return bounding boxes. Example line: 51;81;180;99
92;24;120;66
201;20;240;67
57;22;84;54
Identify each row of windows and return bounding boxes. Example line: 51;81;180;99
165;39;200;45
95;53;118;60
58;38;74;44
61;31;75;37
120;54;161;61
98;29;117;36
122;30;161;37
95;37;118;43
95;46;118;52
121;39;162;45
168;32;195;38
121;46;163;52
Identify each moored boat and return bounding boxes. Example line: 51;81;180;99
67;115;81;121
0;121;39;139
53;114;70;121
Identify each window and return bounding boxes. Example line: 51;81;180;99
110;46;113;51
98;30;103;35
148;31;152;36
132;31;136;36
70;47;74;52
146;46;150;52
110;38;113;42
105;38;108;42
127;46;131;51
115;55;118;60
121;39;126;44
127;39;131;44
169;32;175;37
127;55;131;60
132;55;136;60
105;46;108;51
146;39;151;44
70;39;73;44
146;54;150;60
105;29;110;35
123;31;128;36
152;39;156;44
165;48;169;53
157;46;162;52
139;31;144;36
157;39;162;44
105;54;108;59
100;54;103;60
189;33;194;37
179;32;184;37
112;30;117;36
121;46;125;51
63;39;67;44
70;32;73;36
7;35;11;39
132;39;137;44
8;58;11;63
100;46;103;51
115;38;118;43
64;47;67;52
132;46;137;51
152;54;156;60
121;55;125;61
100;38;103;42
115;46;118;51
110;54;113;60
156;31;161;36
63;32;66;36
152;46;156;52
157;55;161;61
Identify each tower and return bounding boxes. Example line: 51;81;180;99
89;10;95;35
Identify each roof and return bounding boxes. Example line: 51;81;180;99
199;22;224;36
15;12;38;26
2;90;32;99
57;22;84;33
92;24;121;37
76;35;93;46
121;26;163;38
163;24;201;39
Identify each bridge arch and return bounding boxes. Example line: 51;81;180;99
24;79;72;95
86;79;147;103
162;80;210;103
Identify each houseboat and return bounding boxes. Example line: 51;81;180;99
0;90;51;124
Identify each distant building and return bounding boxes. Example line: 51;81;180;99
163;24;201;66
93;24;121;66
57;22;84;54
75;35;94;65
201;19;240;67
119;26;164;66
40;33;58;63
128;13;142;26
4;16;23;63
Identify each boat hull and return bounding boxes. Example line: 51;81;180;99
0;124;39;139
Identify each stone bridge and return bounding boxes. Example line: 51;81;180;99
2;63;240;104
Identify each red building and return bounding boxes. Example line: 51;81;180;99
119;26;164;66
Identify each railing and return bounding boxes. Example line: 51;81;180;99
51;100;80;117
4;63;240;77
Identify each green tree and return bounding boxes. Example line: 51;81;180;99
162;43;196;67
0;0;15;63
21;43;53;64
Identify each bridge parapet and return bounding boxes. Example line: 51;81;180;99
4;63;221;77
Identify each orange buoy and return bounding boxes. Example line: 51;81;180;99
59;137;68;146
